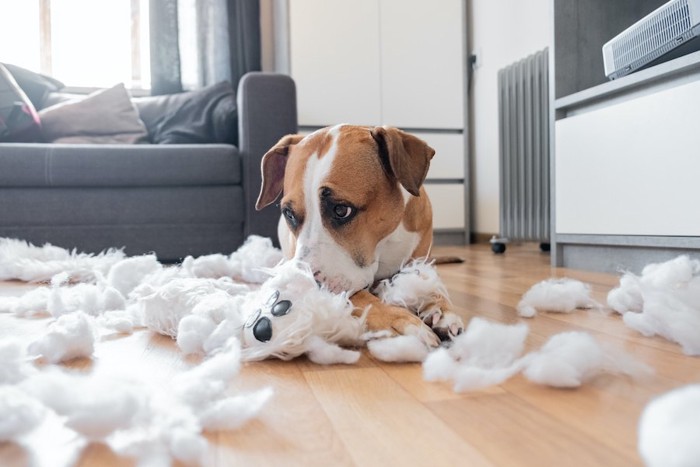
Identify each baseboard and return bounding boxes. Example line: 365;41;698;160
470;232;496;244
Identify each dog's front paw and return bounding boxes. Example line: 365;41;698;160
432;312;464;341
363;304;440;348
390;313;441;348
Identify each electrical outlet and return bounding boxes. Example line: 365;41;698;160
471;48;482;69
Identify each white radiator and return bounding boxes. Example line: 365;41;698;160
494;48;550;251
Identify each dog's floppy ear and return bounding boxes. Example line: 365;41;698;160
256;134;305;210
370;126;435;196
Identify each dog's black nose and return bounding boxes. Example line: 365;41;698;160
253;317;273;342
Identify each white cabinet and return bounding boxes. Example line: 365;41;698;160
288;0;468;237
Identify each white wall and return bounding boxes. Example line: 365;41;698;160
469;0;552;235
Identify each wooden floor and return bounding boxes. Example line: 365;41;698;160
2;243;699;466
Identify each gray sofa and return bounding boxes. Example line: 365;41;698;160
0;72;296;262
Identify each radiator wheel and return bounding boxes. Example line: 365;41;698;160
540;243;551;252
491;242;507;254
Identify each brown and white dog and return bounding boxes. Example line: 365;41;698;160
256;124;463;347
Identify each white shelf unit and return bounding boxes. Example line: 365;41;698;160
552;50;700;273
288;0;469;242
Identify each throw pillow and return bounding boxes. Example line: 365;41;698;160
133;81;237;145
39;83;149;144
0;63;42;142
2;63;65;109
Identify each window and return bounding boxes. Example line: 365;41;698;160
0;0;150;90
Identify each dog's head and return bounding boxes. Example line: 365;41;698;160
256;125;434;294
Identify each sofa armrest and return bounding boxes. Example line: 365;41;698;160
237;72;297;244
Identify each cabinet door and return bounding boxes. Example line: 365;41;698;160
556;78;700;236
289;0;381;126
416;132;465;180
379;0;465;129
424;184;465;230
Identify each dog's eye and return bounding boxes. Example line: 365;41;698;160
282;207;298;228
333;204;354;220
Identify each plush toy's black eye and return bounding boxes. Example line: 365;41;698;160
271;299;292;317
253;317;272;342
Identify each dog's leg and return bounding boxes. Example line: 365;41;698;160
351;290;440;348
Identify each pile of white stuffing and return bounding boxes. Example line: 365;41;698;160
2;237;699;466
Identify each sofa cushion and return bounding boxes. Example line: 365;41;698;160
2;63;65;109
0;144;241;187
133;81;237;145
0;64;42;143
39;83;149;144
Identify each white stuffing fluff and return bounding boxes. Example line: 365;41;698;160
98;307;141;334
0;386;46;441
423;348;460;382
305;335;361;365
638;384;700;467
0;237;125;283
367;335;429;363
23;371;146;439
0;286;50;317
105;254;162;296
27;312;95;363
137;277;246;338
48;282;126;317
198;386;275;431
8;338;272;464
0;340;36;384
423;318;649;392
423;318;528;391
607;274;644;314
522;331;652;388
517;278;597;318
177;314;219;355
608;255;700;355
373;259;449;322
188;235;284;283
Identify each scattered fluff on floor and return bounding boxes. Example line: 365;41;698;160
1;337;272;465
521;331;652;388
517;278;598;318
423;318;528;391
27;311;96;364
638;384;700;467
367;335;429;363
0;237;125;283
607;255;700;355
423;317;650;392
